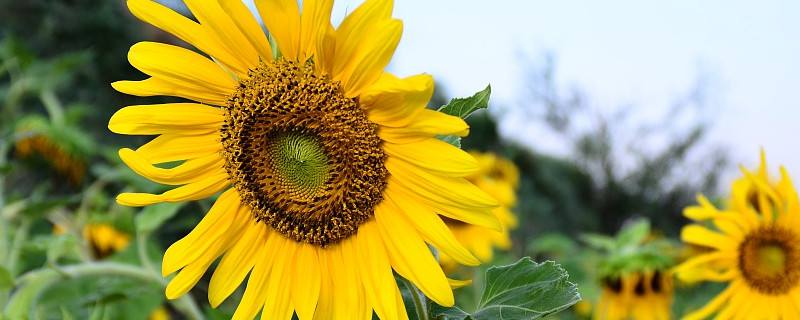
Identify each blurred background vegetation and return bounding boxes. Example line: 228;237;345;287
0;0;732;319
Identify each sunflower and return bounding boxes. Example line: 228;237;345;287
109;0;499;319
594;271;673;320
439;152;518;269
15;129;86;185
148;306;171;320
53;223;131;259
675;152;800;319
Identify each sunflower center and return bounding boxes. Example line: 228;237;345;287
739;225;800;295
265;131;330;198
221;59;388;246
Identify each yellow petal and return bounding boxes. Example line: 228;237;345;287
165;215;243;299
386;158;498;209
127;42;237;95
384;139;478;178
313;255;334;320
314;25;337;75
119;148;224;186
327;240;366;320
448;278;472;289
375;202;454;306
356;221;408;320
209;221;268;307
362;73;433;128
331;0;392;77
117;173;229;207
299;0;334;60
262;237;296;320
218;0;273;63
385;188;480;266
680;225;737;251
292;244;321;320
256;0;301;60
161;190;241;275
125;0;248;75
166;204;249;299
135;133;221;164
379;109;469;144
183;0;259;69
338;20;402;97
231;231;282;320
111;78;229;106
109;103;223;135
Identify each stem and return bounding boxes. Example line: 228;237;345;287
15;262;205;320
400;277;429;320
136;232;155;273
7;219;31;276
39;90;64;125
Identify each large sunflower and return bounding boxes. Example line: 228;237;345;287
675;152;800;319
440;152;518;269
109;0;499;319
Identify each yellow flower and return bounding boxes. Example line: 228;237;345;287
440;152;519;269
593;271;672;320
54;223;131;258
674;152;800;319
574;300;593;318
148;306;171;320
109;1;499;319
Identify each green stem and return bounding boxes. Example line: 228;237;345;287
400;277;429;320
136;232;155;273
0;139;8;308
39;90;64;125
7;219;31;276
14;262;204;320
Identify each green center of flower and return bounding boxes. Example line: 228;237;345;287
221;59;388;246
266;131;331;200
756;245;787;276
739;226;800;295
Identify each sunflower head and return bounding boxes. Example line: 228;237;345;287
14;115;89;185
675;151;800;319
583;219;676;320
109;0;500;319
221;59;388;246
53;223;131;259
595;271;673;320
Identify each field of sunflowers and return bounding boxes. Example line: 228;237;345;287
0;0;797;319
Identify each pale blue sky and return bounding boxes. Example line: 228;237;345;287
170;0;800;181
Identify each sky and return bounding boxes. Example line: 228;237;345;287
170;0;799;183
330;0;799;183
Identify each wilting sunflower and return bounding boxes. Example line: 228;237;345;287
109;0;498;319
675;152;800;319
15;124;87;185
440;152;518;269
594;271;672;320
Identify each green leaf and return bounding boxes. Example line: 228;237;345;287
616;219;650;248
135;202;183;234
0;266;12;290
429;304;470;320
437;85;491;119
580;233;617;251
431;258;580;320
47;233;79;263
436;85;491;147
